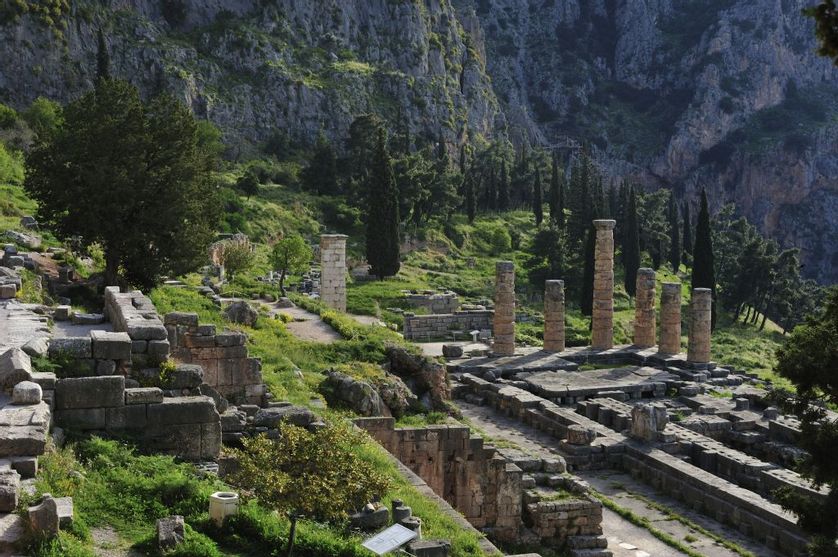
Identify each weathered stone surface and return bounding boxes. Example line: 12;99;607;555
630;403;668;442
492;261;515;356
146;397;219;426
441;344;463;359
164;364;203;390
592;220;616;349
253;405;316;428
48;337;91;359
0;402;50;456
164;312;199;327
198;383;229;413
659;283;682;354
386;345;450;411
543;280;565;352
55;497;73;529
566;425;597;445
223;301;257;327
125;387;164;405
156;515;185;551
320;234;347;312
349;505;390;530
90;330;132;361
0;470;20;512
321;370;386;416
0;348;32;389
28;493;59;537
12;381;41;405
633;268;656;348
688;288;712;364
55;376;125;410
54;408;107;430
21;337;49;358
72;313;104;325
53;305;71;321
106;405;148;430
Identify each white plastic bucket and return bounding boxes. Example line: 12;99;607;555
209;491;239;526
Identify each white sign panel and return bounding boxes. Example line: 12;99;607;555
361;523;418;555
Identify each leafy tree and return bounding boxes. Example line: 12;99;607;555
774;287;838;556
623;187;641;297
365;128;400;279
804;0;838;65
195;120;224;160
231;422;389;557
24;79;220;288
236;169;260;198
532;165;543;226
525;222;566;289
96;28;110;81
668;192;681;272
218;238;253;280
0;143;24;185
301;134;338;195
691;189;716;326
270;235;313;296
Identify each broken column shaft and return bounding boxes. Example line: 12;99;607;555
591;219;616;350
320;234;347;312
543;280;565;352
633;268;656;348
688;288;712;365
658;282;682;355
493;261;516;356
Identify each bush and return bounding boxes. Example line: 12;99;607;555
0;143;24;185
472;221;512;254
0;103;17;129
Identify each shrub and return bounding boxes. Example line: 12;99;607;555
0;143;24;186
0;103;17;129
472;221;512;254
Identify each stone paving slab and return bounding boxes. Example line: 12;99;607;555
523;366;677;399
0;301;50;353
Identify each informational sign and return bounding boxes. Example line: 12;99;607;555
361;523;418;555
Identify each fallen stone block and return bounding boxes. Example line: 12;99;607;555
12;381;42;405
407;539;450;557
55;496;73;529
72;313;104;325
28;493;59;537
253;405;316;429
0;348;32;390
125;387;163;405
0;470;20;512
157;515;185;551
53;306;71;321
0;283;16;299
11;457;37;478
21;337;49;359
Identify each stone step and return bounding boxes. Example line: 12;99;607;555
568;534;609;549
0;512;24;553
569;550;613;557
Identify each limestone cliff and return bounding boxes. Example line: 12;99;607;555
0;0;836;282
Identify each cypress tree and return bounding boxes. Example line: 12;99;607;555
580;224;595;316
366;128;400;279
465;169;476;224
497;160;510;211
486;166;497;211
668;192;681;272
96;28;110;81
682;200;693;258
623;187;640;297
549;152;562;224
532;165;543;226
691;189;716;327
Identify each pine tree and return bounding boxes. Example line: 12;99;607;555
691;189;716;327
682;200;693;258
668;192;681;272
548;152;562;225
532;165;543;226
623;187;641;297
96;28;110;81
497;160;510;210
580;224;596;316
366;129;401;279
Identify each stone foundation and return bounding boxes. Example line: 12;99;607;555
403;310;493;341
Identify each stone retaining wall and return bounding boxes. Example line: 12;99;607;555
104;287;170;369
165;312;266;406
402;310;493;341
403;291;460;314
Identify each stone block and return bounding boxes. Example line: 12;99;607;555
55;496;73;529
0;471;19;512
21;337;49;359
165;364;203;390
215;332;245;347
0;348;32;389
407;540;450;557
95;360;116;376
28;494;59;537
131;340;148;353
106;405;147;430
12;381;41;405
146;397;218;426
11;456;37;478
125;387;163;405
48;337;91;359
53;305;71;321
54;408;107;430
157;515;185;551
0;283;16;299
148;339;171;363
72;313;104;325
126;322;168;341
90;331;132;360
164;312;199;327
201;421;222;459
55;376;125;410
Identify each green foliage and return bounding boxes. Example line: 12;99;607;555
366;128;400;279
231;421;390;521
0;103;18;129
691;189;716;326
301;134;338;195
0;143;24;186
24;79;221;288
471;220;512;254
21;97;62;141
217;238;254;279
804;0;838;65
235;168;260;198
269;234;312;295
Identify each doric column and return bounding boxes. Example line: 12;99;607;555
688;288;712;364
659;283;682;354
543;280;565;352
633;268;656;348
319;234;347;312
591;219;616;350
492;261;515;356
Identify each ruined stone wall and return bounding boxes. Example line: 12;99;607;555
355;417;523;541
320;234;347;312
402;310;493;341
403;291;460;314
104;287;170;369
165;312;265;406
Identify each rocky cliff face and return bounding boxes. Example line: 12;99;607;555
0;0;835;283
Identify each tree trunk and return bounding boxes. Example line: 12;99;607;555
104;250;120;287
279;270;287;297
742;306;751;323
286;514;298;557
760;313;768;331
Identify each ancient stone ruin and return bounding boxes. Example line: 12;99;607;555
319;234;347;312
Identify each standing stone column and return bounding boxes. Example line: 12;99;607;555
688;288;712;364
633;268;656;348
659;283;682;355
591;219;616;350
492;261;516;356
543;280;565;352
320;234;347;312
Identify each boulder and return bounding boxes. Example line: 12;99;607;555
320;371;386;417
441;344;464;359
223;301;258;327
12;381;42;405
21;337;49;359
28;493;59;537
19;216;37;229
349;504;389;530
407;540;451;557
253;405;316;429
385;345;450;411
5;230;40;249
156;515;185;551
0;349;32;390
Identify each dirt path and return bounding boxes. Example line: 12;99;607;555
456;400;772;557
274;305;343;343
